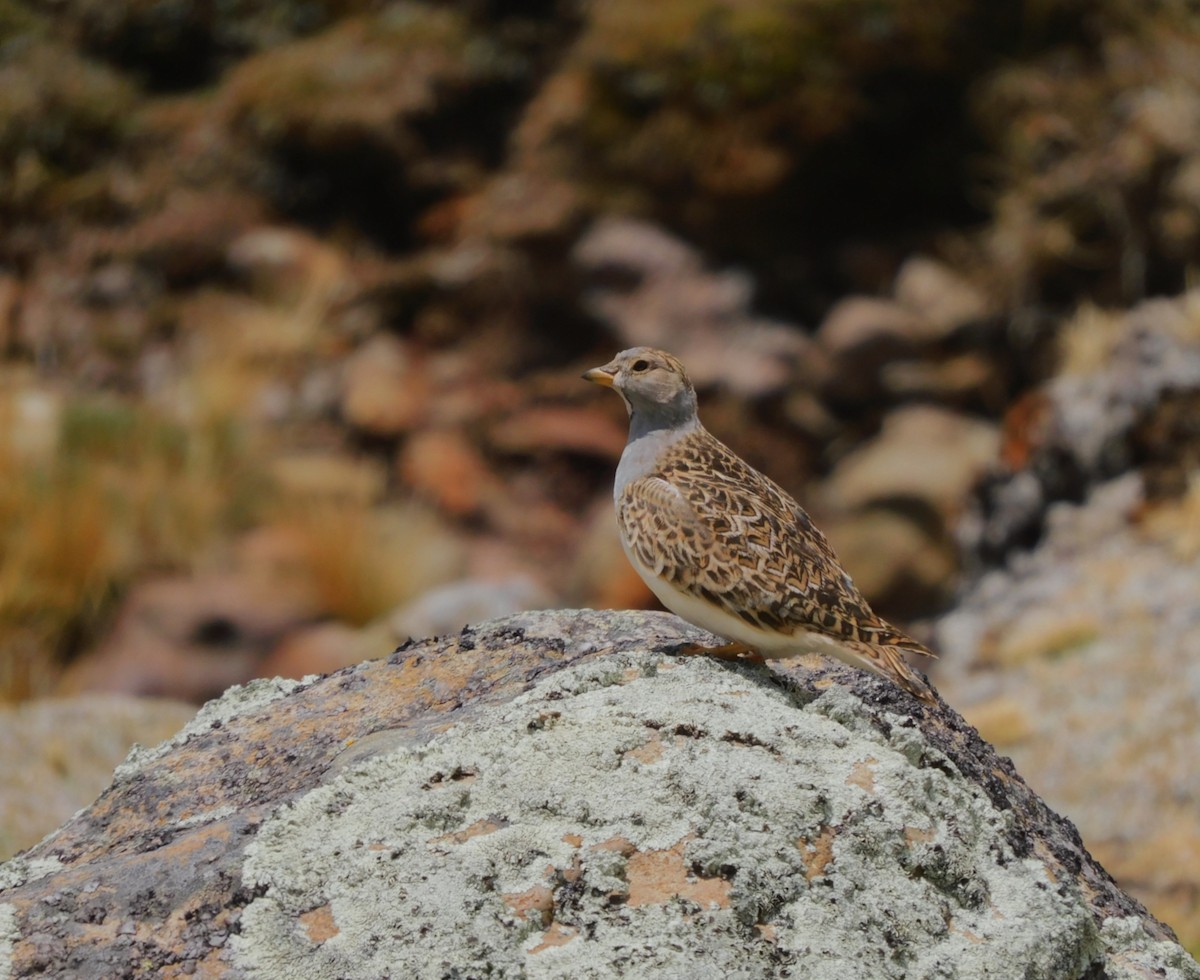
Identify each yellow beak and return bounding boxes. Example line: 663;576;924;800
582;366;616;387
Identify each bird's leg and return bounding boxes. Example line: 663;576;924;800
670;640;766;664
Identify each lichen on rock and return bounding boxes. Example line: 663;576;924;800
0;611;1194;977
230;630;1185;977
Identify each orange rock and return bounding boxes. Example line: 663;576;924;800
399;427;494;517
488;406;626;458
1000;390;1053;471
257;622;375;681
341;335;429;436
568;498;657;610
625;836;731;909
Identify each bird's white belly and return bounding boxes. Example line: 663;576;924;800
621;538;850;661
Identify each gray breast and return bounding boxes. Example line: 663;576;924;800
613;420;698;501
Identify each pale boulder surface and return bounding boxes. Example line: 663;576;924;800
0;611;1194;979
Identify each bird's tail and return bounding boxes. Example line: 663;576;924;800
850;639;940;705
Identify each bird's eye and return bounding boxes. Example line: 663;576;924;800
631;359;650;372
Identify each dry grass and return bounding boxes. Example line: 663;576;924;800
0;367;465;701
0;385;272;701
0;260;429;701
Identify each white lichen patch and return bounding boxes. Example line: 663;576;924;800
230;653;1188;979
174;804;238;830
1099;917;1200;980
114;676;303;781
0;855;64;893
0;902;17;980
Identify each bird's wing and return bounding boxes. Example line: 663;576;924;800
619;430;935;657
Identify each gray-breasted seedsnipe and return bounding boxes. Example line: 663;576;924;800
584;346;938;704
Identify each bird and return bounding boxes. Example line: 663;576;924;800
583;346;938;704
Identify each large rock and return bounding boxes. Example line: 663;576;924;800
1;611;1194;978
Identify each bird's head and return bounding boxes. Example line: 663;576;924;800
583;347;698;433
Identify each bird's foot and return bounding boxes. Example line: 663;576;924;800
670;640;765;664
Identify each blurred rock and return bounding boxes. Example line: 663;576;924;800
461;173;584;244
399;426;497;517
893;256;991;335
815;297;933;404
880;352;1001;404
574;217;815;398
233;524;318;592
45;0;360;86
227;226;350;304
257;621;386;681
970;291;1200;563
462;535;541;583
0;40;135;219
817;296;926;358
567;498;656;611
85;189;269;284
268;501;467;629
219;6;526;246
818;262;997;408
423;357;522;428
467;481;579;550
423;242;526;296
176;290;325;374
390;576;552;641
974;19;1200;305
223;8;476;157
960;695;1035;749
487;406;626;459
824;405;1000;517
58;575;320;702
780;388;838;443
822;508;957;614
0;694;195;860
341;334;429;436
937;474;1200;950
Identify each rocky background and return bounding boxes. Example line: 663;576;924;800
1;0;1199;957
